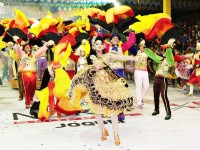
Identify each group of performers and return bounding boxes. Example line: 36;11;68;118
1;5;200;146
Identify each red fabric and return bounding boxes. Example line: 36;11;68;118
47;81;55;112
22;71;37;105
88;8;106;22
188;70;200;86
69;52;80;63
188;75;200;86
195;59;200;65
38;26;58;38
17;38;23;44
55;99;78;115
9;20;15;28
58;33;76;46
174;54;184;63
27;33;33;40
9;20;29;35
112;8;134;24
144;18;174;41
66;70;75;80
22;27;29;35
57;34;76;55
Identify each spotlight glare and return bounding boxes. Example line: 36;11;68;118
114;1;120;7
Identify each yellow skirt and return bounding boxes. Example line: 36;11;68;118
69;66;134;116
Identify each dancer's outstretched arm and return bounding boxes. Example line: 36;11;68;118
108;53;135;61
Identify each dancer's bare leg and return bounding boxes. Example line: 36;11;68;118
95;114;104;130
110;115;118;133
95;114;109;141
111;115;120;146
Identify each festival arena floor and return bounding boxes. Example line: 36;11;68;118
0;77;200;150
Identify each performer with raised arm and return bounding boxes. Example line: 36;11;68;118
96;24;136;122
146;39;176;120
69;36;135;146
14;36;53;109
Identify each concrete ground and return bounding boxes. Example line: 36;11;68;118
0;76;200;150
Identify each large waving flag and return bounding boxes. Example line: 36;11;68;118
8;9;30;35
29;11;58;38
129;13;174;41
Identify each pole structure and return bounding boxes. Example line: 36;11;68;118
163;0;171;16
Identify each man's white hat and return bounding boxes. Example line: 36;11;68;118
167;38;176;47
139;39;146;47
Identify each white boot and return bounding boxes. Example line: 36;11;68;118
187;85;194;96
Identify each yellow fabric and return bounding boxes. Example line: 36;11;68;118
40;18;58;31
129;13;171;34
69;77;122;115
105;8;114;24
9;49;19;62
68;27;79;36
58;43;72;67
167;63;178;79
29;25;42;38
12;61;17;77
53;68;71;98
70;66;133;116
0;18;12;30
54;41;72;67
65;15;90;34
84;8;105;18
14;9;30;29
124;50;128;56
36;67;80;120
0;38;7;49
75;18;86;33
51;46;56;53
195;53;200;76
76;17;90;33
56;17;63;32
53;68;82;112
95;71;130;101
113;5;133;15
196;68;200;76
57;96;82;112
81;40;91;57
71;85;88;111
106;5;133;24
36;88;50;120
54;43;67;61
29;11;58;37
